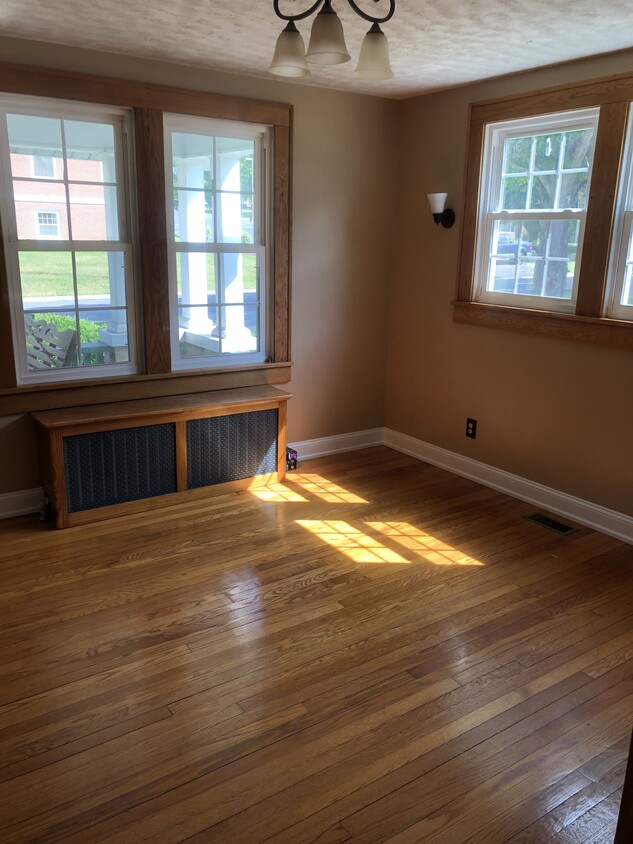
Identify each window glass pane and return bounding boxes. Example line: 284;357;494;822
75;251;126;308
217;192;246;243
178;305;220;358
174;189;213;243
501;177;528;210
68;183;119;240
172;132;213;188
77;307;129;365
487;220;578;300
176;252;216;300
13;179;67;239
64;120;116;183
7;114;63;179
503;137;530;174
19;251;74;302
562;128;594;170
559;172;588;210
529;174;557;210
534;133;561;171
219;305;259;354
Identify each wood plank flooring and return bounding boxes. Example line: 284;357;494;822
0;445;631;843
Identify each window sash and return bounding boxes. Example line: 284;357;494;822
163;114;270;370
474;108;599;314
0;96;138;384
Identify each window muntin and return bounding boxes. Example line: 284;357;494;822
474;108;599;313
0;98;137;383
165;114;268;369
606;104;633;320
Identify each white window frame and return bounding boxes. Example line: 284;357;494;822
474;107;600;314
0;94;139;385
36;209;61;239
163;113;270;372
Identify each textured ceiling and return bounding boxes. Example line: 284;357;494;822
1;0;633;98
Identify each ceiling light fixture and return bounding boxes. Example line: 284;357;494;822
269;0;395;80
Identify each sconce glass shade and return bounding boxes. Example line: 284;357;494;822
305;0;351;66
354;23;394;80
427;193;448;215
270;21;310;77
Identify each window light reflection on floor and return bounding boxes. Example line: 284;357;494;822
297;520;484;567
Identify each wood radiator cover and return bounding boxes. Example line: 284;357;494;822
33;387;289;528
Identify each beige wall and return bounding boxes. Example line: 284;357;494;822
385;50;633;517
0;37;397;494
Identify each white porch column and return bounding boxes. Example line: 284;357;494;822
218;149;254;353
99;153;129;361
178;160;212;336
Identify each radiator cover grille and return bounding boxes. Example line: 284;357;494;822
64;423;177;513
187;409;278;489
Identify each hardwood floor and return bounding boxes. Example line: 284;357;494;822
0;446;631;843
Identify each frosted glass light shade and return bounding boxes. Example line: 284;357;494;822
427;193;448;214
306;1;350;66
270;22;310;77
354;24;394;80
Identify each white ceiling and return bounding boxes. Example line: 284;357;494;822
1;0;633;99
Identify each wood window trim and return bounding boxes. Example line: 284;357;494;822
455;70;633;350
0;61;292;407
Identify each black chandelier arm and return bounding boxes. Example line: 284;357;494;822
344;0;395;25
273;0;325;22
273;0;395;25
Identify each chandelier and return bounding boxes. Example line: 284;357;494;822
269;0;396;80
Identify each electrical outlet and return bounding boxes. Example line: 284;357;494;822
466;418;477;439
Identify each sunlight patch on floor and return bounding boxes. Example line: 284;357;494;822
289;474;368;504
249;483;309;503
367;521;485;566
296;519;485;567
296;520;409;564
249;473;367;504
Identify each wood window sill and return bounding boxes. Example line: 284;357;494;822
453;301;633;350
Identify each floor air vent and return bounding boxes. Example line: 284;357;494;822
526;513;578;535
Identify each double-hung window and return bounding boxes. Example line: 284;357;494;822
164;115;270;369
606;107;633;320
457;78;633;348
0;96;137;383
474;108;599;313
0;63;291;409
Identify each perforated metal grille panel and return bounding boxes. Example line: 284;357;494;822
64;423;177;513
187;409;278;489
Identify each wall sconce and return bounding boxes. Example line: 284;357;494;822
427;193;455;228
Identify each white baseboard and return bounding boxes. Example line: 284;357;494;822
383;428;633;546
0;487;43;520
288;428;384;460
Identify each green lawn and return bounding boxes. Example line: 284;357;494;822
19;251;257;297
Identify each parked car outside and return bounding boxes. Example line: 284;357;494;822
496;233;533;257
